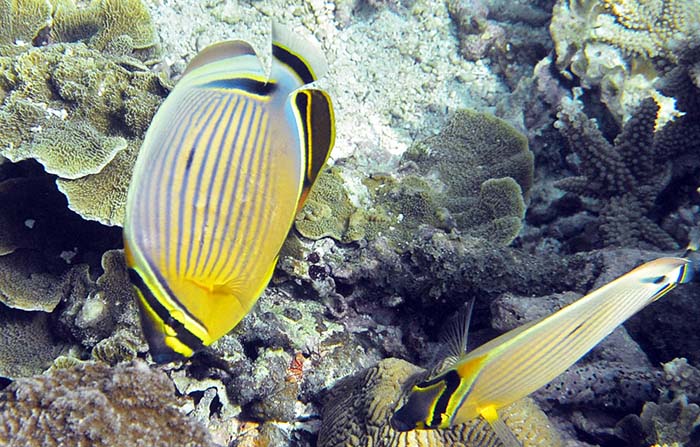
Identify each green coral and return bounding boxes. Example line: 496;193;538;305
50;0;157;55
0;0;52;46
0;42;169;226
403;109;533;245
318;358;563;447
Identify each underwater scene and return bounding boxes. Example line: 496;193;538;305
1;0;700;446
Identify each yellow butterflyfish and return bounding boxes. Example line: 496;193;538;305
391;256;694;447
123;23;335;363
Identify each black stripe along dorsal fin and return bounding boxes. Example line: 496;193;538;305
272;22;328;85
184;40;261;76
292;88;335;212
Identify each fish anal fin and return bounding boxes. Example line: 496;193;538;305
184;40;260;76
480;406;523;447
291;88;335;211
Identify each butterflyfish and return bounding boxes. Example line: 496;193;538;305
391;256;694;447
123;23;335;363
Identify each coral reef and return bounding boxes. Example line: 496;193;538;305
0;361;215;447
446;0;552;87
403;108;533;245
318;358;563;447
0;42;169;225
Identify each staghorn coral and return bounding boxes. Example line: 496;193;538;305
318;358;563;447
0;42;169;226
0;360;215;447
554;96;683;249
0;305;68;379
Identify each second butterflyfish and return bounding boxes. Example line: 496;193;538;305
391;256;694;447
123;23;335;363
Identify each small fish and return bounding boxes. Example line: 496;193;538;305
123;23;335;363
391;257;694;446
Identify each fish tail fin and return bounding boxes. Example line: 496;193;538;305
481;406;523;447
271;22;328;85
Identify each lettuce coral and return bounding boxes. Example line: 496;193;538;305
0;42;169;226
0;0;52;46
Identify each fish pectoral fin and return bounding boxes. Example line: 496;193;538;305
291;88;335;212
183;40;260;76
480;406;522;447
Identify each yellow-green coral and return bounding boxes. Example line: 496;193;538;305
50;0;157;54
295;167;365;242
56;141;138;226
0;0;52;46
403;109;533;245
318;358;563;447
5;119;127;179
0;43;168;226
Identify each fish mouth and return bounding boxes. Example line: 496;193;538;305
390;413;415;432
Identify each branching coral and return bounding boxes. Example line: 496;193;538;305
0;361;215;447
318;358;563;447
554;96;688;249
550;0;700;121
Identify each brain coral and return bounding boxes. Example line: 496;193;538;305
0;360;215;447
318;358;563;447
0;0;52;46
0;42;169;226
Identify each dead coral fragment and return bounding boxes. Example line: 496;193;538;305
0;361;215;447
318;358;563;447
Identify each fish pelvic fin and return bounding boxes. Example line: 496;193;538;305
272;22;328;85
480;406;523;447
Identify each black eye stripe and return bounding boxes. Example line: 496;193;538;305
425;370;461;428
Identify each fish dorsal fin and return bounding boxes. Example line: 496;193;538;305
272;22;328;84
426;300;475;378
291;88;335;211
183;40;260;76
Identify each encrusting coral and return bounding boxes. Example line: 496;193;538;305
0;360;215;447
318;358;563;447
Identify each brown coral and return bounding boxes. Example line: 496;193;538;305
0;360;215;447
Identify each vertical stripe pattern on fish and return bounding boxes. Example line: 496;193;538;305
392;256;693;447
123;23;335;363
